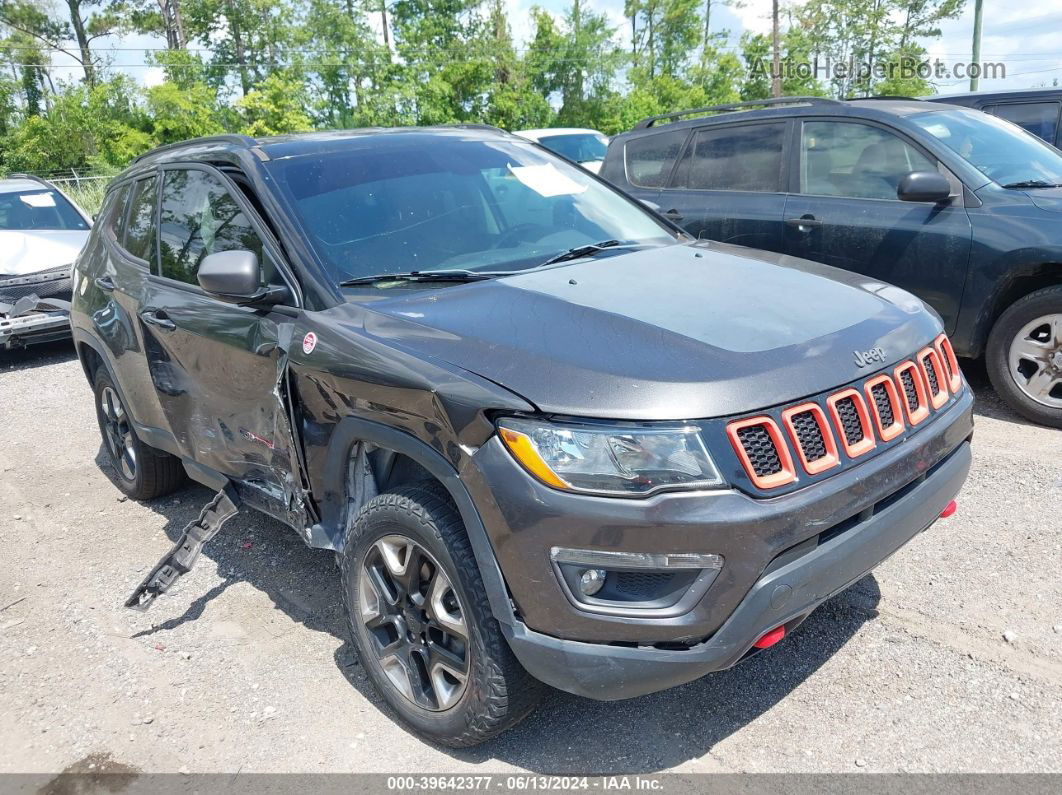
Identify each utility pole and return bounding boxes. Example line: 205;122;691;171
970;0;983;91
771;0;781;97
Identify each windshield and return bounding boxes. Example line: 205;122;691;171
269;134;674;284
0;188;88;231
537;133;609;164
911;109;1062;187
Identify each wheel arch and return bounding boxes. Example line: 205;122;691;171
970;262;1062;357
317;416;517;627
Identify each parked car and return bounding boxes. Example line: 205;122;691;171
926;88;1062;148
0;174;91;349
602;96;1062;427
71;128;972;746
514;127;609;172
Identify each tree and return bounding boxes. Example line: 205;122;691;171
0;0;125;87
236;71;313;136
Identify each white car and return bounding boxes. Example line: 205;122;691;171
0;175;92;348
514;128;609;173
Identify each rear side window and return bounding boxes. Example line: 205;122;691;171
985;102;1060;144
104;185;130;239
674;123;785;192
158;169;265;286
624;130;687;188
123;177;157;262
800;121;936;200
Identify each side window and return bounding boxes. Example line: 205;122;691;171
800;121;936;200
985;102;1060;144
105;185;131;239
675;123;785;192
625;130;687;188
123;177;158;262
158;169;266;287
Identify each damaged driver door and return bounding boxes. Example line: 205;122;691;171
139;164;305;522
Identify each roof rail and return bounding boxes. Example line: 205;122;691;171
5;173;55;187
132;134;258;163
858;95;924;101
634;97;843;129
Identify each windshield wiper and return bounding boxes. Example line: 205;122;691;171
1000;179;1062;189
339;270;498;287
538;239;644;267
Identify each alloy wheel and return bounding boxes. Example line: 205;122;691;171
100;386;137;480
1008;313;1062;409
359;535;469;711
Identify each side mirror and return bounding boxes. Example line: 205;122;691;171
640;198;662;212
897;171;952;203
197;250;289;306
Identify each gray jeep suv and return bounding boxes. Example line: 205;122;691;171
70;127;973;746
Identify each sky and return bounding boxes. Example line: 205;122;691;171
42;0;1062;94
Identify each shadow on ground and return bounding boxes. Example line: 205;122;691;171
94;439;882;774
0;339;78;373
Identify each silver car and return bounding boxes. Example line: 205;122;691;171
0;174;92;349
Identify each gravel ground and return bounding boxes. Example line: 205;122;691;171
0;342;1060;775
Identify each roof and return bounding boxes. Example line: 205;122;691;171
514;128;605;140
0;178;52;194
126;125;514;172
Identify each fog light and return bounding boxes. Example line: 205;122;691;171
579;568;607;596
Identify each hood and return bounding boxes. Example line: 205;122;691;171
1024;187;1062;213
0;230;89;277
346;242;943;420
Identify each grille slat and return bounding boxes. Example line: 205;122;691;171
899;369;919;411
835;397;864;446
790;410;828;461
870;383;895;427
923;354;940;394
735;424;782;477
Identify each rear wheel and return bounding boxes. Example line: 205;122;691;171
92;368;186;499
340;484;543;747
986;286;1062;428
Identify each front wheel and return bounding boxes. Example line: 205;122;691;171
986;286;1062;428
340;484;543;747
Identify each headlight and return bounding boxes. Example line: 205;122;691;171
497;417;725;496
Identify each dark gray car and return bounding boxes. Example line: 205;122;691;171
602;97;1062;427
70;127;972;746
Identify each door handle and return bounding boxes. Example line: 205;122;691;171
785;215;822;232
140;308;176;331
94;275;115;292
663;209;684;221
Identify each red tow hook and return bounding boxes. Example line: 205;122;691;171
752;625;786;649
939;499;957;518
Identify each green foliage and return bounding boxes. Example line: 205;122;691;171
0;0;963;176
236;71;314;136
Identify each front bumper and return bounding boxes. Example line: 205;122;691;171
0;267;72;349
502;438;970;700
461;387;973;699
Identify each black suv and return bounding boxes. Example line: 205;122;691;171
602;97;1062;427
70;127;972;746
927;88;1062;148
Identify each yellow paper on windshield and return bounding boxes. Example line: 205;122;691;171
508;164;587;197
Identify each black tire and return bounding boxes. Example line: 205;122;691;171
985;285;1062;429
340;484;543;747
92;368;186;499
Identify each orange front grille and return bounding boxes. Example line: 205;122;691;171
727;335;962;491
